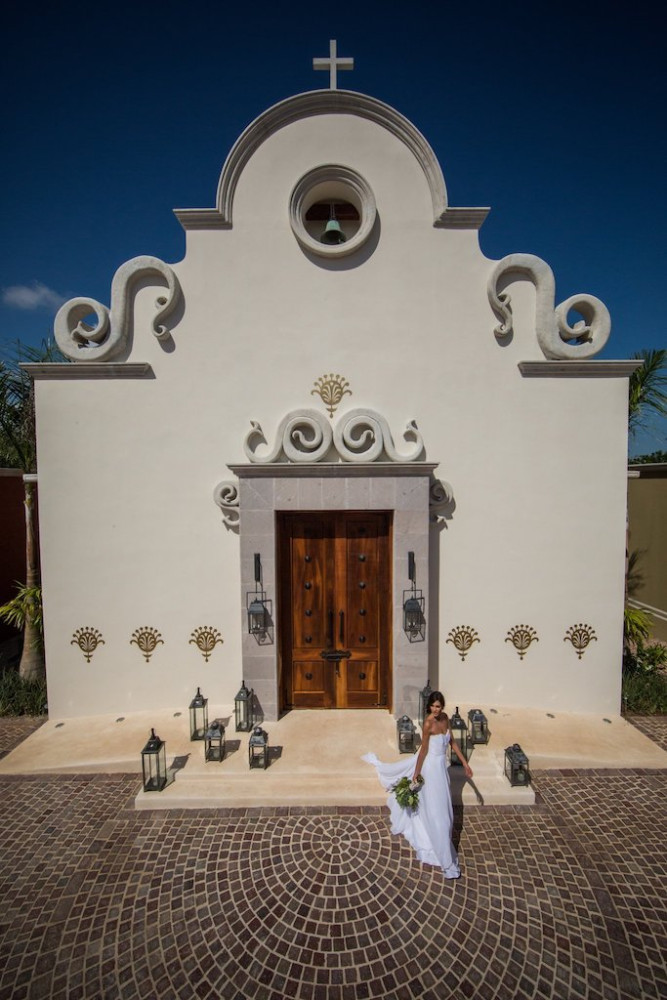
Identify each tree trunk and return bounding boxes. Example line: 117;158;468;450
18;477;44;682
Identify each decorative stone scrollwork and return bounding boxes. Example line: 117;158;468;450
244;408;424;464
429;479;454;522
54;256;181;362
564;623;597;659
213;481;240;528
488;253;610;360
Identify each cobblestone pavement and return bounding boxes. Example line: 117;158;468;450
626;714;667;752
0;716;44;759
0;719;665;1000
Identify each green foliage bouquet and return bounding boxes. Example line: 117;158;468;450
391;775;424;811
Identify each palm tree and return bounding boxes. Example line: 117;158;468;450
0;339;64;681
628;348;667;440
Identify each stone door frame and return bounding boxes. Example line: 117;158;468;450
228;462;437;721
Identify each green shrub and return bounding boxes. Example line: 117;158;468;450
622;671;667;714
623;639;667;677
0;668;47;716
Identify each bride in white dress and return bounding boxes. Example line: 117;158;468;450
363;692;473;879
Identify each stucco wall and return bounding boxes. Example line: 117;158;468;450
33;99;629;719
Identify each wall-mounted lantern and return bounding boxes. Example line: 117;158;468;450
418;678;432;729
449;706;470;765
247;553;269;639
397;715;417;754
504;743;531;786
235;680;254;733
248;726;269;769
467;709;489;746
141;728;167;792
403;551;425;642
204;720;225;762
189;687;209;741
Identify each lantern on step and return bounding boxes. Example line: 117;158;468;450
418;679;432;729
248;726;269;769
449;706;470;765
141;728;167;792
189;687;208;741
204;720;225;763
504;743;531;786
467;709;489;746
235;680;254;732
397;715;417;754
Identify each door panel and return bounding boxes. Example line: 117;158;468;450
279;511;391;710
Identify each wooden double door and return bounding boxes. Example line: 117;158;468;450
278;512;392;710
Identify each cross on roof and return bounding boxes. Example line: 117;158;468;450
312;39;354;90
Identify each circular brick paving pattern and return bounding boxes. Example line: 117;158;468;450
0;717;666;1000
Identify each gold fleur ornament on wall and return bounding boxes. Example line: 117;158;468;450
189;626;223;662
311;373;352;418
71;627;105;662
130;627;164;662
564;623;597;659
505;624;539;660
446;626;480;661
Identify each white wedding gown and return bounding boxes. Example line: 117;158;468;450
362;731;460;878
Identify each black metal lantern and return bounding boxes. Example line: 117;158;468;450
235;680;254;732
467;708;489;745
397;715;417;753
449;706;470;765
141;728;167;792
204;720;225;762
247;553;268;639
418;679;432;729
402;552;425;642
189;687;209;741
248;726;269;769
504;743;531;786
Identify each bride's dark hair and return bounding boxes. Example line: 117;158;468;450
426;691;445;709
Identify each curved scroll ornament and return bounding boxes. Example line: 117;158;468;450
488;253;610;360
54;256;181;362
245;410;333;463
564;623;597;659
244;408;424;464
213;481;240;528
429;479;454;522
505;624;539;660
334;410;424;463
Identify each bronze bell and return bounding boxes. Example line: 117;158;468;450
321;218;346;244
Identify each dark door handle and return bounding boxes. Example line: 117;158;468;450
339;610;344;644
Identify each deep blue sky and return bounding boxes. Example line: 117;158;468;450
2;0;665;453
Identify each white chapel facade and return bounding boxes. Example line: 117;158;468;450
28;46;636;721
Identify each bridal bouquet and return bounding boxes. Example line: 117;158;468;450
391;775;424;811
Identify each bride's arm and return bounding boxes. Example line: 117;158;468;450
412;718;432;782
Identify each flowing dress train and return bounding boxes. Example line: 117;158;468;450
362;731;460;878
